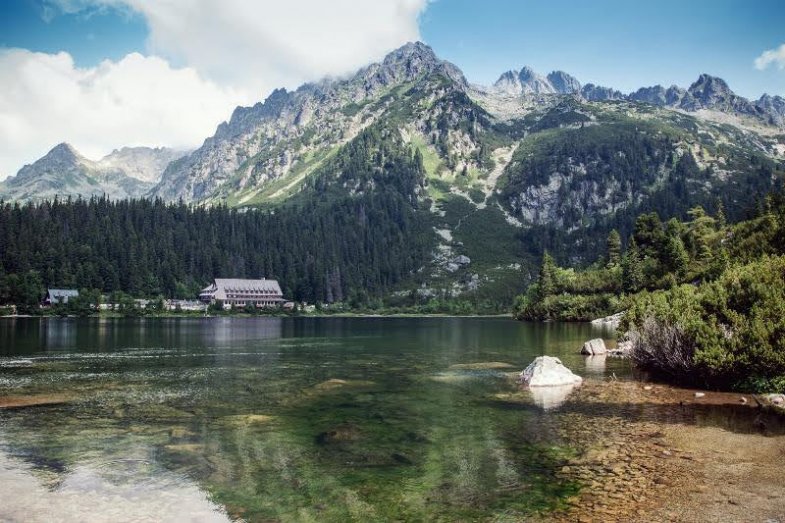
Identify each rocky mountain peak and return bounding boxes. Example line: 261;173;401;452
680;73;756;114
687;74;732;100
371;41;466;87
580;83;624;101
45;142;83;164
547;71;581;94
99;146;185;183
492;66;563;95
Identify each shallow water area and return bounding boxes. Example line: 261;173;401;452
0;316;778;522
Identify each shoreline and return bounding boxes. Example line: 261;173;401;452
535;379;785;522
0;312;513;319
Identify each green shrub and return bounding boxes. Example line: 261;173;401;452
623;255;785;392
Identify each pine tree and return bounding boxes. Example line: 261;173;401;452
606;229;622;267
622;238;644;293
537;251;557;299
663;234;690;278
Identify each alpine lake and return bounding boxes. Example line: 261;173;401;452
0;317;781;522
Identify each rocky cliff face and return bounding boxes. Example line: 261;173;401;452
152;42;468;203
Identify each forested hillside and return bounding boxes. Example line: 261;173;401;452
0;126;433;308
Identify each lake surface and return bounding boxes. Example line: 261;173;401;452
0;316;626;521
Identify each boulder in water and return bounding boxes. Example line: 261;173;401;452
519;356;583;387
581;338;607;355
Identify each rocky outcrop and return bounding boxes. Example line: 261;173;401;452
756;94;785;127
591;312;624;329
547;71;582;94
519;356;583;387
758;393;785;410
98;146;185;184
581;339;607;355
580;83;625;101
608;340;633;358
492;68;581;96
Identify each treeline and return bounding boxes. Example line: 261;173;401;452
516;193;785;392
0;126;434;310
514;196;784;321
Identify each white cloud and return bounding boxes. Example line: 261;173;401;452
2;0;428;178
754;43;785;71
123;0;428;91
0;49;244;179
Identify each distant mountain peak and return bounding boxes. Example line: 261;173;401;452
547;71;581;94
492;66;581;96
46;142;82;161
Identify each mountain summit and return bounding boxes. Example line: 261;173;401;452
0;143;184;202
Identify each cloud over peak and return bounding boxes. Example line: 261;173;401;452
1;0;428;179
754;43;785;71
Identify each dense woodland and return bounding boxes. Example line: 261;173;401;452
0;126;433;311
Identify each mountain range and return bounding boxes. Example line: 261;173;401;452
4;42;784;207
2;42;784;300
489;65;785;127
0;144;184;202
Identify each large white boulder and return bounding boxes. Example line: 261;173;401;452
519;356;583;387
581;338;607;355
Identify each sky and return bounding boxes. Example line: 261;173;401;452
1;0;784;180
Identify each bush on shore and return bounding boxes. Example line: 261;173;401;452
622;255;785;392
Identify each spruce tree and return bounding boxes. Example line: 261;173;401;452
622;238;644;293
606;229;622;267
537;251;557;299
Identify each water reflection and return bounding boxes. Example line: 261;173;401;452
583;355;607;374
0;448;230;522
529;383;580;410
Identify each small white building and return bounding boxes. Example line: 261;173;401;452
166;299;207;312
44;289;79;306
199;278;285;308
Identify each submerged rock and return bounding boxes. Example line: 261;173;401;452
448;362;516;370
0;394;73;409
581;338;607;355
221;414;275;427
309;379;374;393
315;424;361;445
519;356;583;387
